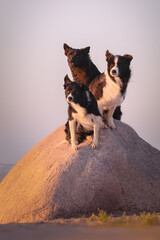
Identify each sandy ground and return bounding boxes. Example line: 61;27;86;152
1;218;160;240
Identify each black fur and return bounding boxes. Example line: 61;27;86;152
63;43;122;120
64;75;101;144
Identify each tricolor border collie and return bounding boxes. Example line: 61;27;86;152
89;50;133;129
63;43;122;120
64;75;105;150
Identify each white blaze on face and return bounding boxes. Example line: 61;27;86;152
110;56;119;77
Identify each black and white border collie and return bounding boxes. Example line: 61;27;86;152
64;75;105;151
89;50;133;129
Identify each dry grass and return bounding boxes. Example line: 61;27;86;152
87;210;160;226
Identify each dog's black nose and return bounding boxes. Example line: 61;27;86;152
68;96;73;101
112;69;117;75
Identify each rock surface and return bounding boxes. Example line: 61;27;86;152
0;120;160;223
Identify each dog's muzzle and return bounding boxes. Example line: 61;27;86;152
67;94;73;103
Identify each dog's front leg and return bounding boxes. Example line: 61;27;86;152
106;107;116;129
69;120;78;151
91;124;99;149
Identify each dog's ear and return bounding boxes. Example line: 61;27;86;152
82;46;90;54
64;75;72;89
123;54;133;63
63;43;72;56
105;50;113;62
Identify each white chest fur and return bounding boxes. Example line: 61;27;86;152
71;103;103;131
73;112;95;130
97;71;124;114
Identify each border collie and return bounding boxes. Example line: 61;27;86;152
63;43;100;86
63;43;122;121
89;50;133;129
64;75;105;150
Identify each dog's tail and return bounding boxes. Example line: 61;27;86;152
55;139;68;148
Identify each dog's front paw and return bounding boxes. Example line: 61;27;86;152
102;123;108;129
91;142;98;149
107;121;116;129
72;145;78;151
110;124;116;129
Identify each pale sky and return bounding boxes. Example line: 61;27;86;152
1;0;160;164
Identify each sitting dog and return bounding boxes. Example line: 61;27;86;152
64;75;105;150
89;50;133;129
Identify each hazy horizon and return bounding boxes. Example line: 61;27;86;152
1;0;160;164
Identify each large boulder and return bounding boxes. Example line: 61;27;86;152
0;120;160;223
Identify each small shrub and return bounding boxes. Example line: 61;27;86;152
87;210;112;224
88;210;160;226
98;210;109;223
140;212;159;225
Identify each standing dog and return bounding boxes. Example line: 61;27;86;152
64;75;105;150
89;50;133;129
